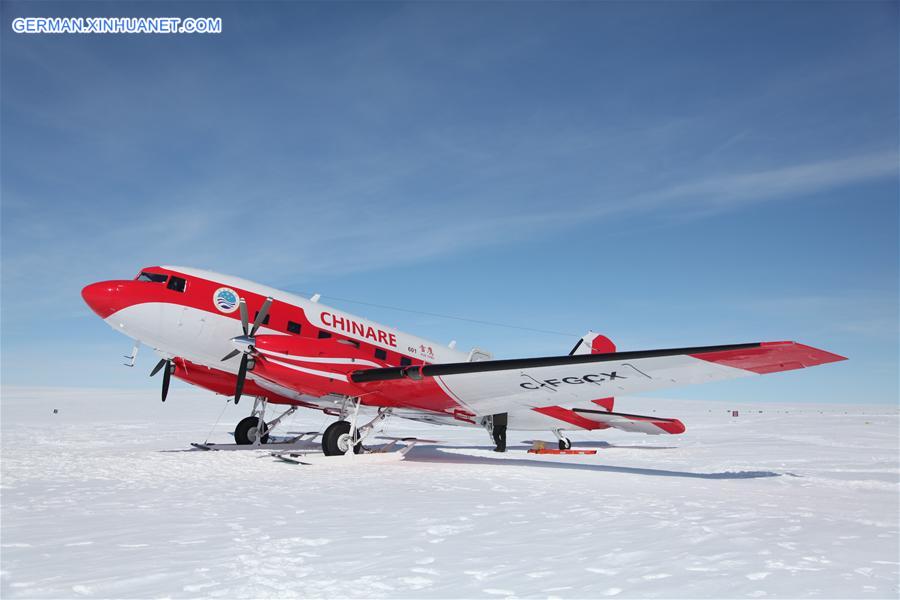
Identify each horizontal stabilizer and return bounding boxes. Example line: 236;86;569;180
572;408;686;435
533;406;684;435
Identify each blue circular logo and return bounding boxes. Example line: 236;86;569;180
213;287;239;313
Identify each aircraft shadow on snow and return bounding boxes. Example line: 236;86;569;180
405;444;781;480
166;439;781;479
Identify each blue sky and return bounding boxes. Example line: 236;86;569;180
2;1;897;404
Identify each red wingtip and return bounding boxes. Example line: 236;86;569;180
693;341;847;374
656;419;686;435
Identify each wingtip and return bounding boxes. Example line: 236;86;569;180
658;419;686;435
693;341;847;374
779;341;848;365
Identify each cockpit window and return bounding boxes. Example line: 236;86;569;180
137;272;168;283
167;276;187;293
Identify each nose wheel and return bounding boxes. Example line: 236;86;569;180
232;397;297;446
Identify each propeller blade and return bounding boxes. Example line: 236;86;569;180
161;360;172;402
239;298;249;336
234;354;248;405
150;358;167;377
221;349;241;362
250;297;273;336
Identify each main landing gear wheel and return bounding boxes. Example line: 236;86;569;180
234;416;270;445
322;420;362;456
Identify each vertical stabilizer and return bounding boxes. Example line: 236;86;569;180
569;333;616;412
569;331;616;355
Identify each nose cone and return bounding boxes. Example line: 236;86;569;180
81;281;127;319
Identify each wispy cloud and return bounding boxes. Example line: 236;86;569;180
238;150;900;279
569;150;899;225
737;291;900;341
2;147;896;326
635;151;899;215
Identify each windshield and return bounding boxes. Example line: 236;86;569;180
136;271;168;283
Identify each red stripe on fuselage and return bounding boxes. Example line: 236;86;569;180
87;268;466;415
86;267;424;368
173;358;317;408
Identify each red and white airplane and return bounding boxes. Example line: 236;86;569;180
82;266;846;454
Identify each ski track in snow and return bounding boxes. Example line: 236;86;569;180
1;388;898;598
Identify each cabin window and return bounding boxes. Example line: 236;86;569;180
337;338;360;348
254;311;270;325
318;331;332;339
374;348;387;360
400;357;412;366
167;276;186;292
137;272;168;283
287;321;301;334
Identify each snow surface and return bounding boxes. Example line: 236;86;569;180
2;386;898;599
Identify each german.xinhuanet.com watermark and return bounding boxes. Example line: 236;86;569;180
11;17;222;34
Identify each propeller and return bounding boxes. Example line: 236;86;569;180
150;358;174;402
220;297;273;404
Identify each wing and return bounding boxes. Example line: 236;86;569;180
350;341;845;416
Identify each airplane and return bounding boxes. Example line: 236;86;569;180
81;266;847;455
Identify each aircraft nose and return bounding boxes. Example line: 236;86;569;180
81;281;128;319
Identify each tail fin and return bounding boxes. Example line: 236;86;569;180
569;333;616;412
592;397;615;412
569;331;616;355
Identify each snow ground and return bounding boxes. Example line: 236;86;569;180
1;386;898;599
